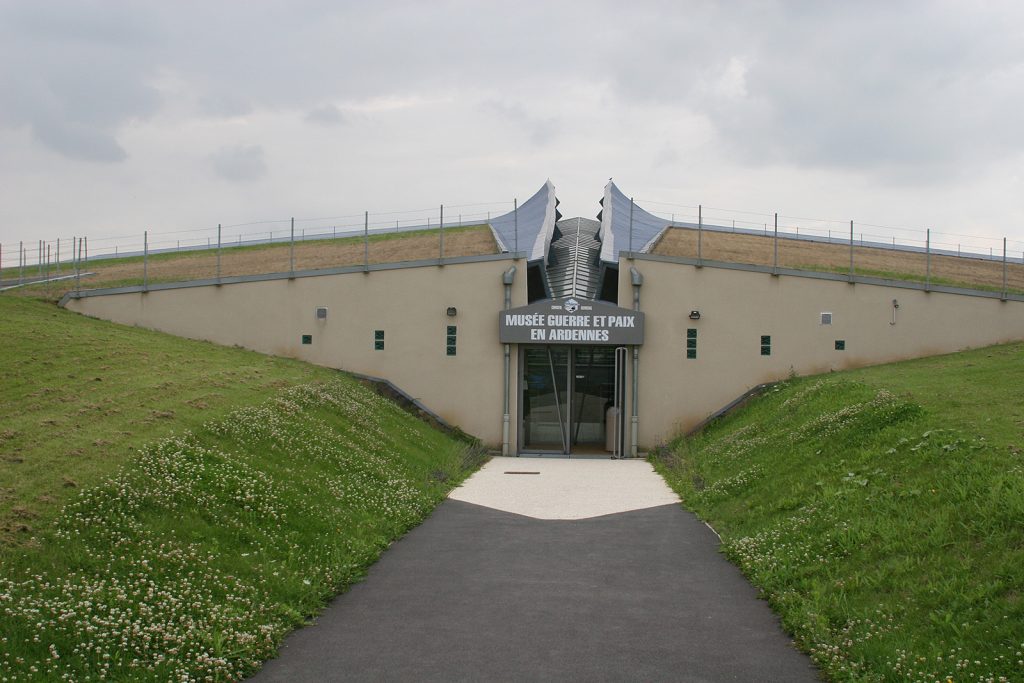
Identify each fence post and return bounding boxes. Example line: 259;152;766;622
697;204;703;266
925;229;931;291
514;198;519;253
38;240;42;276
56;238;60;275
364;211;369;272
439;204;445;261
143;230;149;290
629;198;634;253
773;213;779;275
849;220;854;282
84;236;88;263
289;217;295;276
75;238;81;293
19;241;25;284
1002;237;1007;300
217;224;222;282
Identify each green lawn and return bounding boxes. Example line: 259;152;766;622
0;296;483;680
655;342;1024;682
0;295;346;540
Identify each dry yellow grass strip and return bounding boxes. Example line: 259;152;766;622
13;226;498;300
652;227;1024;293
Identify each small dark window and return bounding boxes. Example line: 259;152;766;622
301;334;312;345
835;339;846;351
686;328;697;359
446;325;457;356
760;335;771;356
374;330;384;351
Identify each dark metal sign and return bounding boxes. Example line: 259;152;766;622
499;297;644;345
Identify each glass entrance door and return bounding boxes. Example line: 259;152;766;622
520;345;619;455
570;347;617;452
522;346;569;452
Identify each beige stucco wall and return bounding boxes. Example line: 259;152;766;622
65;258;528;447
621;257;1024;449
64;253;1024;455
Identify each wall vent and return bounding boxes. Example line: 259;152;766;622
820;312;833;325
315;306;328;320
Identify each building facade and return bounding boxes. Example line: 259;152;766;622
62;181;1024;456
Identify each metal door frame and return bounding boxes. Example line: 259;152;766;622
612;346;627;458
517;344;625;457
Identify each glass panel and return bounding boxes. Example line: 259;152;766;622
571;347;617;450
522;346;568;451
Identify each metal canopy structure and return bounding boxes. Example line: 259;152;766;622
597;180;673;264
546;217;602;300
488;179;672;302
489;180;560;264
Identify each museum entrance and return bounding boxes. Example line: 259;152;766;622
519;345;627;456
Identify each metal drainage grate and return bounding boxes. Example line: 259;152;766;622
504;471;540;475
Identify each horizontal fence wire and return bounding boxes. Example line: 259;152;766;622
2;198;1023;293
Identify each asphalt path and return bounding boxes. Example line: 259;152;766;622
253;460;818;682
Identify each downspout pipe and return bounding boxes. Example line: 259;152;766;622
502;265;517;456
629;266;643;458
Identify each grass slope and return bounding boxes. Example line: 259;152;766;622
0;296;345;541
0;297;483;680
655;342;1024;682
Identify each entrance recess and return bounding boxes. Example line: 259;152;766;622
520;345;625;456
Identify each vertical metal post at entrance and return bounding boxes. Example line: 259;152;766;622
613;347;627;459
630;267;643;458
501;266;516;456
439;204;445;262
364;211;369;272
74;237;79;293
289;217;295;276
143;230;149;290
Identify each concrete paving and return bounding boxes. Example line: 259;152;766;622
253;458;818;682
449;458;681;520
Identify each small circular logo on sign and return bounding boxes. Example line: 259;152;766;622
564;298;579;313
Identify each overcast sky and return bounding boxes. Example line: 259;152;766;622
2;0;1023;259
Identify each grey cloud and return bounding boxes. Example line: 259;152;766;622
0;2;161;162
602;2;1024;181
482;101;559;146
32;119;127;163
305;104;346;126
211;144;267;182
199;94;254;119
1;0;1022;195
